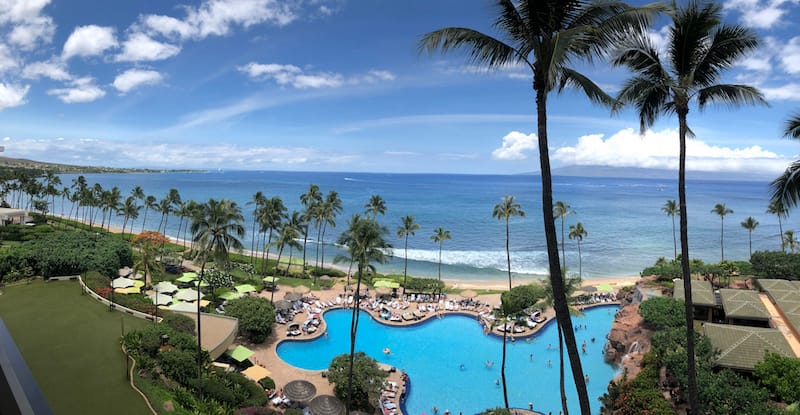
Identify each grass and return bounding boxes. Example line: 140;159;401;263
0;280;152;415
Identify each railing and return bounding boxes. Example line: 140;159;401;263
0;318;54;415
76;275;162;323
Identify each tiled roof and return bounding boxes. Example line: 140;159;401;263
704;323;794;371
719;289;770;321
673;279;717;307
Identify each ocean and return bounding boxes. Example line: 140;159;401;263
55;171;783;282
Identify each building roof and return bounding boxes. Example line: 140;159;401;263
673;279;717;307
0;208;27;220
756;279;800;337
719;289;770;321
703;323;794;371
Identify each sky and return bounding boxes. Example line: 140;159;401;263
0;0;799;175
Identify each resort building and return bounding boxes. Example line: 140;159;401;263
0;208;27;226
673;279;719;321
755;279;800;341
718;289;771;327
702;323;794;372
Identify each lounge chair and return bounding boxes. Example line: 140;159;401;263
402;312;414;321
412;310;424;319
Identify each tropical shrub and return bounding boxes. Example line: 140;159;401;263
163;313;196;336
258;376;275;390
602;365;673;415
755;352;800;404
698;368;779;415
638;297;685;329
327;352;387;411
160;349;197;384
750;251;800;280
224;296;275;343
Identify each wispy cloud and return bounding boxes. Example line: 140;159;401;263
724;0;796;29
238;62;395;89
47;77;105;103
113;69;163;94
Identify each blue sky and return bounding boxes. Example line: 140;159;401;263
0;0;799;174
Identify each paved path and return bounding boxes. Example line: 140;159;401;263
759;293;800;357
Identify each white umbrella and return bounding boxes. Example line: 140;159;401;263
149;292;173;306
111;277;135;289
168;301;198;312
118;267;132;277
175;288;202;302
153;281;179;293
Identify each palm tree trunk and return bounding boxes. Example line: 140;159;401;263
578;240;582;281
403;236;409;295
672;215;677;259
535;86;590;414
142;207;149;232
749;231;753;257
501;218;511;409
321;222;328;273
250;216;258;265
678;111;699;415
274;246;285;276
561;218;566;268
287;248;294;275
720;217;724;261
437;244;442;281
778;216;784;251
302;225;309;275
346;264;365;413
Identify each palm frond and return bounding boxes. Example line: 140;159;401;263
545;26;586;91
611;32;666;83
669;1;721;80
493;0;533;55
784;112;800;139
770;159;800;210
418;27;523;70
558;68;614;107
694;24;759;87
697;84;767;109
614;76;670;133
576;1;667;57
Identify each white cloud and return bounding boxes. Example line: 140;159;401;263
0;0;50;23
140;15;195;40
8;16;55;50
115;33;180;62
0;83;29;110
62;25;118;60
724;0;794;28
239;62;395;89
760;83;800;100
47;77;105;103
21;60;71;81
779;36;800;75
113;69;163;94
0;43;18;73
492;131;537;160
553;128;789;173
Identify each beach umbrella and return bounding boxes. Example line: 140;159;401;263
274;300;291;311
309;395;345;415
293;285;311;294
226;345;254;362
118;267;132;277
111;277;135;289
218;290;242;301
168;301;197;312
580;285;598;293
175;288;202;302
176;272;198;283
114;287;141;294
597;284;614;292
262;276;280;282
241;365;270;382
460;289;478;298
374;280;399;289
375;286;392;296
148;292;173;306
192;279;210;287
285;293;302;302
283;380;317;402
235;284;258;294
153;281;178;293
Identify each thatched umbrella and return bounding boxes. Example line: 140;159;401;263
294;285;311;294
375;286;392;296
283;379;317;402
309;395;345;415
285;292;302;302
460;289;478;298
274;300;292;311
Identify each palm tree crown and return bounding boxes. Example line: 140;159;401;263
740;216;759;257
553;200;574;269
365;194;386;218
662;199;679;259
397;215;420;295
766;200;788;251
770;113;800;212
190;199;245;270
712;203;734;261
430;227;451;282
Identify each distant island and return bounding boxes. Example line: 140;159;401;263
0;156;203;174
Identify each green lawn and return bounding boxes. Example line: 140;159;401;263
0;280;152;415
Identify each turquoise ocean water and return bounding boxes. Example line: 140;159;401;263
56;171;782;282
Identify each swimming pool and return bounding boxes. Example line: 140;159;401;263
277;306;619;415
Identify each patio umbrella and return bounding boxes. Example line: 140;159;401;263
580;285;598;293
375;286;392;296
148;292;173;306
294;285;311;294
168;301;197;312
283;380;317;402
241;365;270;382
226;345;254;362
274;300;291;311
114;287;141;294
460;289;478;298
153;281;179;293
236;284;258;294
285;293;302;302
133;280;145;289
176;272;198;283
309;395;345;415
118;267;132;277
374;280;399;289
262;276;280;282
192;280;210;287
175;288;202;302
597;284;614;292
111;277;135;289
218;290;242;301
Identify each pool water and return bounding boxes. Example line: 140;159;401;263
277;306;619;415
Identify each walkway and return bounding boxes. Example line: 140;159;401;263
759;293;800;357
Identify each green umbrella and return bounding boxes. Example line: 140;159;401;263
218;290;242;300
192;280;210;287
373;280;399;289
597;283;614;292
176;274;197;283
262;276;280;282
227;345;254;362
235;284;258;294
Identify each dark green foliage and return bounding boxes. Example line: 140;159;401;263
602;365;674;415
201;377;238;406
258;376;275;390
500;284;545;316
403;276;444;292
234;407;278;415
328;352;388;411
159;349;197;384
698;369;779;415
755;352;800;404
751;251;800;279
225;296;275;343
480;408;511;415
0;223;54;242
162;313;196;336
639;297;686;329
284;408;303;415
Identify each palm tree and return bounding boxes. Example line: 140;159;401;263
711;203;734;261
318;191;343;276
119;196;141;238
740;216;759;257
365;194;386;218
553;201;574;270
284;211;304;275
142;195;157;231
784;230;798;253
190;199;245;270
430;227;451;282
492;195;524;409
662;200;679;259
335;215;391;413
612;3;765;411
247;191;267;265
770;113;800;219
568;223;588;281
300;184;322;276
272;219;300;278
397;215;420;295
259;197;288;277
766;201;788;251
419;4;660;410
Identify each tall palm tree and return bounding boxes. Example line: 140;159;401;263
553;201;575;269
319;190;343;276
397;215;420;295
247;191;267;265
740;216;759;257
365;194;386;218
784;230;798;253
300;184;322;276
272;215;301;278
662;200;679;259
284;211;304;275
492;195;524;409
190;199;245;270
142;195;157;231
711;203;734;261
568;223;588;281
119;196;141;238
613;3;764;411
419;4;659;410
259;197;288;277
430;227;451;282
335;215;391;413
766;201;788;251
770;113;800;221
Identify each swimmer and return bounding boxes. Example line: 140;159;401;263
547;343;552;350
591;337;595;343
529;353;533;361
584;374;590;383
495;379;500;386
547;359;552;367
460;364;465;370
433;406;438;414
